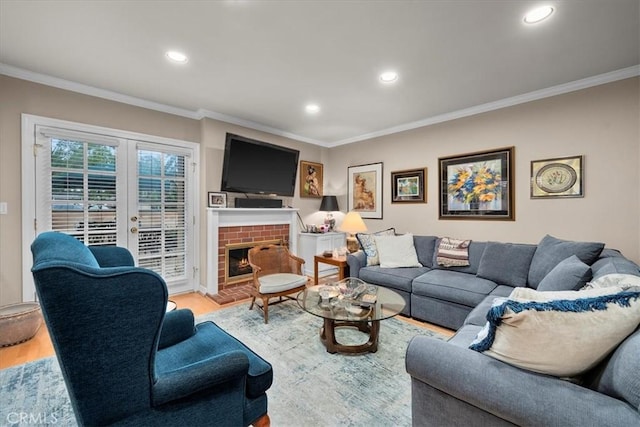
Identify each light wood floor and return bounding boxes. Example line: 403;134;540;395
0;292;453;370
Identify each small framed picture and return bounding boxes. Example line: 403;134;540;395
391;168;427;203
300;160;323;198
208;192;227;208
531;155;583;198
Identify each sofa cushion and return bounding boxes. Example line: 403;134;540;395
476;242;536;287
585;330;640;411
413;235;438;268
591;253;640;279
528;235;605;288
412;270;498;307
358;266;430;293
463;285;515;327
375;233;422;268
432;241;487;275
356;228;395;266
584;273;640;291
537;255;592;292
469;286;640;377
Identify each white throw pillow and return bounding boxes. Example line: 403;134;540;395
374;233;422;268
469;286;640;377
583;273;640;291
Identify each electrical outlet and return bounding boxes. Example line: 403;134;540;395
0;202;7;215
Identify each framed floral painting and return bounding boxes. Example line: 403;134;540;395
439;147;514;220
347;162;383;219
300;160;323;198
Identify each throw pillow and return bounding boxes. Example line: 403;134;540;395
356;228;396;266
528;235;605;288
436;237;471;267
536;255;592;292
469;286;640;377
583;273;640;291
476;242;537;287
374;233;422;268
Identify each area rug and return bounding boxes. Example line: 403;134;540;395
0;301;447;426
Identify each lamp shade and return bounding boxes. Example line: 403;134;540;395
319;195;339;212
338;211;368;234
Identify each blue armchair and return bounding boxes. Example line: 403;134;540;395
31;231;272;426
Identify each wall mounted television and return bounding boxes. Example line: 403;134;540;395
221;133;300;197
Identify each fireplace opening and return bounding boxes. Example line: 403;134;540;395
225;239;282;285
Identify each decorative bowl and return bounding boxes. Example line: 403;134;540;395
0;302;43;347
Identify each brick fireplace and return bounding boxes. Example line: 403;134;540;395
206;208;299;300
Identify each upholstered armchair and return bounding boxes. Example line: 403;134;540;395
31;231;272;427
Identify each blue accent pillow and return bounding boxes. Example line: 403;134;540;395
537;255;592;292
528;235;604;288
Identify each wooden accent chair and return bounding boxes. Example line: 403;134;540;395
248;244;308;323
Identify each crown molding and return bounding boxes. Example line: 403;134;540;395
2;62;638;148
328;65;640;147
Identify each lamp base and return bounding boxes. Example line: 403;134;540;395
346;236;360;253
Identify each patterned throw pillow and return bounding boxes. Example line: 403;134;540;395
436;237;471;267
356;228;396;266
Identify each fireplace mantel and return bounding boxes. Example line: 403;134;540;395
206;208;299;295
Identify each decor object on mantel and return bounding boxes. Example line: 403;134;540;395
319;195;339;231
339;211;368;253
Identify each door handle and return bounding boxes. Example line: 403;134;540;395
130;216;138;222
130;227;138;233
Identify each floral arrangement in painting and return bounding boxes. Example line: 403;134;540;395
448;164;501;205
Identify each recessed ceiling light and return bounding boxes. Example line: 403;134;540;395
305;104;320;114
165;50;188;63
524;6;554;24
379;71;398;83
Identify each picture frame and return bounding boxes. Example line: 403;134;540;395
207;192;227;208
300;160;323;198
531;155;583;198
347;162;383;219
391;168;428;203
439;147;514;220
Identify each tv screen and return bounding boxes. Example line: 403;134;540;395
221;133;300;197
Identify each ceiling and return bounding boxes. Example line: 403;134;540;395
1;1;639;146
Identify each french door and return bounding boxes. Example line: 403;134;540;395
23;115;199;299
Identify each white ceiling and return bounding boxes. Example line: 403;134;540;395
1;1;639;146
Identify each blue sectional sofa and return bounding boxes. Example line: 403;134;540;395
346;234;638;329
348;234;640;425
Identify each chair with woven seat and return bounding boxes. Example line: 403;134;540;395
248;244;308;323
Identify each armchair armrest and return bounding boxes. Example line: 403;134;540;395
158;309;196;349
153;350;250;406
406;336;640;426
88;246;135;267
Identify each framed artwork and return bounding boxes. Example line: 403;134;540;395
391;168;427;203
347;162;383;219
300;160;323;198
208;192;227;208
439;147;514;220
531;155;583;198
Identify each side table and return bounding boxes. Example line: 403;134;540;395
313;255;349;285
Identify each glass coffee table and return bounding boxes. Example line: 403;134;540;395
296;278;406;354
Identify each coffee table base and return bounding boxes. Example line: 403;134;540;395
320;318;380;354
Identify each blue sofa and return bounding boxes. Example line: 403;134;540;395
347;234;639;329
348;234;640;425
31;232;272;426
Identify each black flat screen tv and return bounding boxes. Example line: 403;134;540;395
221;133;300;197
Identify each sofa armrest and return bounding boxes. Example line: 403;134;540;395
158;309;196;349
153;350;250;406
406;336;640;426
347;251;366;278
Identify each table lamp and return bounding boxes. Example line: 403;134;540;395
339;211;368;252
319;195;339;231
